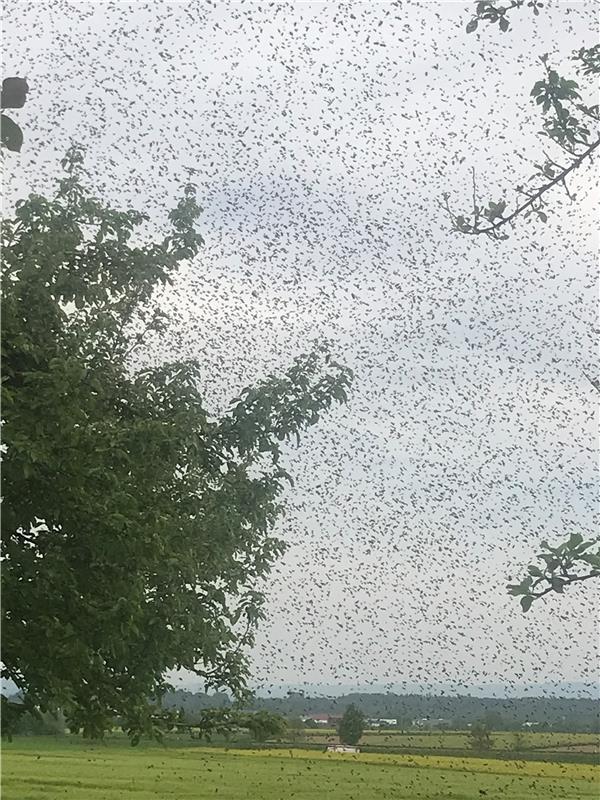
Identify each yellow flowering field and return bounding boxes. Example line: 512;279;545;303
215;745;598;781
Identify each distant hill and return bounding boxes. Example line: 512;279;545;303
245;681;600;699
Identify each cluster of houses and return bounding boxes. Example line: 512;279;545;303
301;714;399;728
301;713;545;735
367;718;399;728
301;714;342;726
302;714;459;730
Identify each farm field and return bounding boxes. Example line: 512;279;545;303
2;737;599;800
302;729;600;753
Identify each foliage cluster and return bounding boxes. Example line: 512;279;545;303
337;704;365;745
1;148;352;740
508;534;600;611
468;721;494;751
186;708;287;743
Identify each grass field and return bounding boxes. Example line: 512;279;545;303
302;729;600;753
2;737;599;800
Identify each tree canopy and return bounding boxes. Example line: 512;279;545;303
337;704;365;745
1;148;353;740
181;707;286;743
468;721;494;751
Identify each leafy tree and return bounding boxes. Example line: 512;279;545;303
510;730;527;751
243;710;287;742
11;708;66;737
285;716;306;743
188;708;285;743
395;714;412;733
337;704;364;745
482;710;504;730
1;77;29;152
185;708;238;741
468;721;494;751
0;694;67;740
1;147;353;741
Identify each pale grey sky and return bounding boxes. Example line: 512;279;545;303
4;0;598;696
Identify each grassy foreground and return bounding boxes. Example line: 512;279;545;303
2;737;599;800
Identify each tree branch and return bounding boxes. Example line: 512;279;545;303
583;372;600;393
529;570;600;601
458;137;599;237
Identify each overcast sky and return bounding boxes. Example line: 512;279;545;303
4;0;598;697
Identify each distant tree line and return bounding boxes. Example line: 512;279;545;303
4;689;597;739
3;707;67;738
160;690;599;734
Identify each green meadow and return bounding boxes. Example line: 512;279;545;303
2;737;598;800
303;728;599;753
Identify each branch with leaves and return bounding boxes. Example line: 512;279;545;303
508;534;600;611
508;379;600;612
466;0;543;35
442;135;600;239
444;19;600;237
179;708;286;743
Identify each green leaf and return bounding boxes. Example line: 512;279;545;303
1;77;29;109
580;554;600;568
527;565;544;578
531;81;546;96
1;114;23;152
466;19;478;33
499;16;509;32
539;555;560;571
520;595;534;612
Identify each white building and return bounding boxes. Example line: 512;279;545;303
412;717;451;729
326;745;360;754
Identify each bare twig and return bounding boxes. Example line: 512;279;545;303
583;372;600;393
